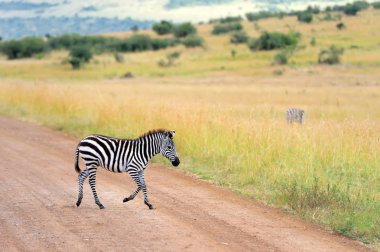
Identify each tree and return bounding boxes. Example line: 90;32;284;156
152;20;174;35
68;45;92;69
297;12;313;23
173;22;196;38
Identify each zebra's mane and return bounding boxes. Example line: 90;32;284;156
138;129;168;139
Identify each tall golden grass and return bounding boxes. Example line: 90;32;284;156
0;77;379;247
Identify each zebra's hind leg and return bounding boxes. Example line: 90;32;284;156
88;167;104;209
76;169;89;207
123;174;141;203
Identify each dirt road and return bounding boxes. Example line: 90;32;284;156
0;116;372;251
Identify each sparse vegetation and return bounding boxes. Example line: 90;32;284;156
158;51;181;67
318;45;344;65
230;31;249;44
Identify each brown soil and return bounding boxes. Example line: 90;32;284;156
0;116;373;251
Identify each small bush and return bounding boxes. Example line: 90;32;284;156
158;51;181;67
68;45;92;69
248;32;299;51
318;45;344;65
336;22;346;30
114;53;124;63
212;23;242;35
310;37;316;46
152;20;174;35
297;12;313;23
181;35;203;48
230;31;249;44
173;22;197;38
246;11;273;22
273;51;289;65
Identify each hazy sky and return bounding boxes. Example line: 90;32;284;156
0;0;359;22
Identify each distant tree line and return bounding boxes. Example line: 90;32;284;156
0;31;203;60
245;0;375;24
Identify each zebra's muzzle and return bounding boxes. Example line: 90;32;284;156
172;157;180;167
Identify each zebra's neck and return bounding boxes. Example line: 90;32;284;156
136;132;164;161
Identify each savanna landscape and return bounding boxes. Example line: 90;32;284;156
0;1;379;250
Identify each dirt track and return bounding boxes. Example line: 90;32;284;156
0;116;372;251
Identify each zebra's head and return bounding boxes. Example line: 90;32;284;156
161;130;180;167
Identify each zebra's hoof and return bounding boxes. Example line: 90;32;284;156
76;201;81;207
144;201;154;210
123;197;131;203
98;204;105;209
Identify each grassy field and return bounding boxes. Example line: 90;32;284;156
0;8;380;249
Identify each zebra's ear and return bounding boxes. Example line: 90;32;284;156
167;131;175;139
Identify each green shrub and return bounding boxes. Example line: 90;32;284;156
114;53;124;63
230;31;249;44
0;37;48;59
310;37;316;46
181;35;203;48
343;3;361;15
372;1;380;9
352;1;370;10
152;20;174;35
68;45;92;69
246;11;273;22
273;45;297;65
273;51;289;65
318;45;344;65
336;22;346;30
158;51;181;67
212;23;242;35
297;12;313;23
173;22;197;38
248;32;299;51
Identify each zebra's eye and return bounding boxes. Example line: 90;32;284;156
167;146;172;150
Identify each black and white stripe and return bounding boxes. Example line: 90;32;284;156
286;108;306;124
74;129;180;209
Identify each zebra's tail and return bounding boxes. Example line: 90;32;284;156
74;146;81;174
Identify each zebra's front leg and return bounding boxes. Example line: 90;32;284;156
88;169;104;209
123;172;142;203
76;170;89;207
139;172;154;210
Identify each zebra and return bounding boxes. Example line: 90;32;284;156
74;129;180;210
286;108;306;124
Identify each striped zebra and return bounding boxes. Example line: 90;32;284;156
286;108;306;124
74;129;180;210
